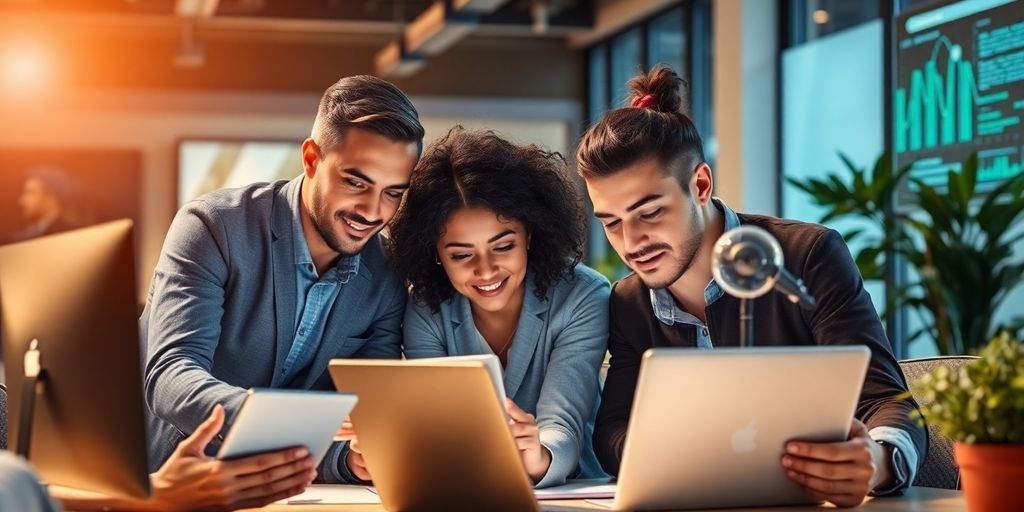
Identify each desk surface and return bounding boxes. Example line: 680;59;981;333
242;486;964;512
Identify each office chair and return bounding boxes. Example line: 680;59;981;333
0;383;7;450
899;355;978;490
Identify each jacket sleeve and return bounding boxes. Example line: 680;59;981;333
143;202;248;445
402;298;449;359
801;229;926;493
592;281;643;477
534;277;611;488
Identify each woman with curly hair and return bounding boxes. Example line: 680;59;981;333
389;127;610;487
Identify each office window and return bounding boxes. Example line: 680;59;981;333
779;0;977;358
587;45;608;125
648;7;686;76
585;1;711;129
610;28;643;109
784;0;882;47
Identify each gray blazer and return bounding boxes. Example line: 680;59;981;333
403;264;610;487
140;176;405;483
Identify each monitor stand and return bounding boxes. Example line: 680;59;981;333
740;298;753;348
18;338;47;459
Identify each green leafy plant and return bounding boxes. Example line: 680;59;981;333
907;331;1024;444
787;153;1024;354
786;152;912;317
904;156;1024;354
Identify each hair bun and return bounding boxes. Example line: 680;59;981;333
627;64;685;114
631;94;657;109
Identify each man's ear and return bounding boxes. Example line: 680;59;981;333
691;162;714;205
301;138;321;179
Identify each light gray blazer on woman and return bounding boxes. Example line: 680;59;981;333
403;264;610;488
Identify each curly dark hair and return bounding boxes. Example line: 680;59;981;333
388;126;586;311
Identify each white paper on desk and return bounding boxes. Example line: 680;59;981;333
276;485;381;505
534;482;617;500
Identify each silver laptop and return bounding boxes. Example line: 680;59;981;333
610;345;870;511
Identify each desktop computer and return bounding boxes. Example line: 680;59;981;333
0;219;150;498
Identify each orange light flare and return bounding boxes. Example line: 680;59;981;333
1;39;55;98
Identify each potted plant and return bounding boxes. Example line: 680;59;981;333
907;331;1024;511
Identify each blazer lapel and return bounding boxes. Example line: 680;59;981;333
450;296;489;355
270;177;301;386
503;278;547;399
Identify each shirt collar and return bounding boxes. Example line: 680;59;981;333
290;176;360;283
649;197;740;326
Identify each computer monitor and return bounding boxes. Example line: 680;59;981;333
0;219;150;499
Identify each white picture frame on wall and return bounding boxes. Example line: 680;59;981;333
176;138;304;207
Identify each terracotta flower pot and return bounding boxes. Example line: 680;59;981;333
954;443;1024;512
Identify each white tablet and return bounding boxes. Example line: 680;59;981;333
217;389;358;464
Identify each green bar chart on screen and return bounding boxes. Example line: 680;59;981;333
893;0;1023;190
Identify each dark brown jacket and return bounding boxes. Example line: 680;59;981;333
594;213;926;477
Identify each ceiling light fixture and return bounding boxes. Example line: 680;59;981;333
173;19;205;68
175;0;220;18
531;1;550;34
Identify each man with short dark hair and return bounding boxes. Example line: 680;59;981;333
142;75;424;490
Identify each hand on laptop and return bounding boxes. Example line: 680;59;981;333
150;404;317;511
345;437;374;482
781;419;892;508
505;398;552;484
338;417;373;481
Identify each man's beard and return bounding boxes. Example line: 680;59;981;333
634;236;700;289
310;186;382;256
632;205;703;290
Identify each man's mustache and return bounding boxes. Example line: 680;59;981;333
336;211;382;228
625;243;672;262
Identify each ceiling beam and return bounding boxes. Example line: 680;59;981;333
453;0;511;14
374;38;427;78
405;1;479;56
567;0;678;48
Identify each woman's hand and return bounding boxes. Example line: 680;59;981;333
505;399;552;484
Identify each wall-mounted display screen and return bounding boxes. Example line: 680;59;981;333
894;0;1023;190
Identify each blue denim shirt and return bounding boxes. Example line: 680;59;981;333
648;197;740;348
280;180;360;384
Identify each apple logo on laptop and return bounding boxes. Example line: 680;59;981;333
731;421;758;453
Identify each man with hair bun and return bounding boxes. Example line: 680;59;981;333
578;65;925;508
